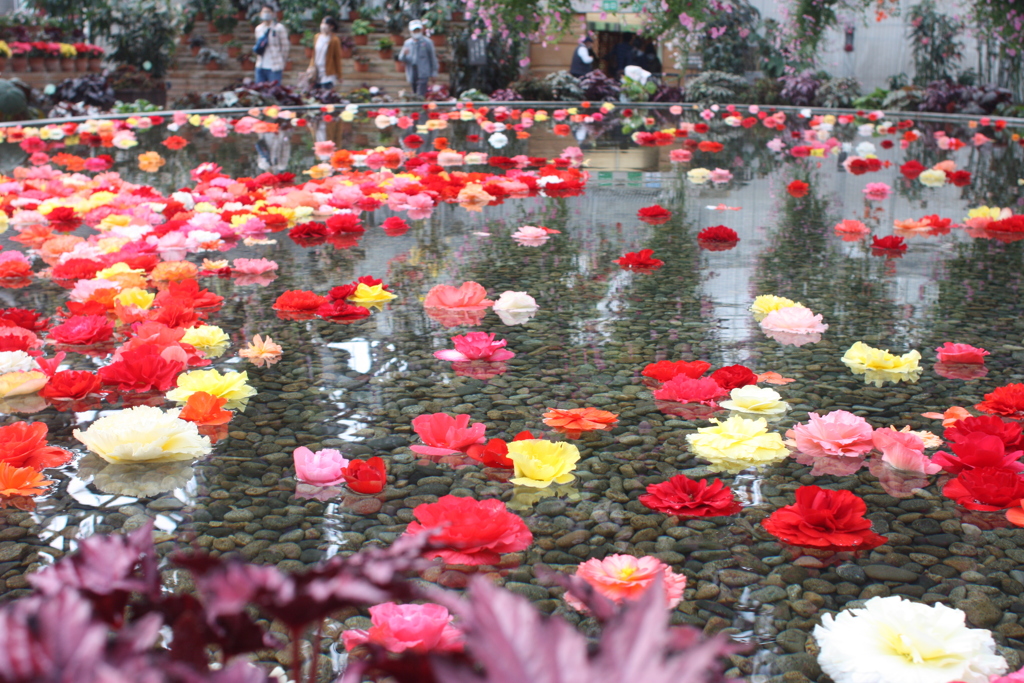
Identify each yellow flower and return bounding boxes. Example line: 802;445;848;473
0;41;12;59
113;287;155;310
918;168;947;187
340;109;356;122
0;209;8;235
138;151;166;173
97;214;132;232
181;325;230;358
188;114;202;126
96;262;145;280
506;439;580;488
166;369;256;407
750;294;802;322
535;111;550;121
305;163;332;179
687;168;711;185
810;148;825;157
0;371;48;398
202;258;229;270
967;206;1004;221
720;386;789;417
59;43;77;57
686;415;789;473
841;342;922;387
349;283;396;306
239;334;283;367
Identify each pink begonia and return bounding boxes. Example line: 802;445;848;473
410;413;486;456
512;225;550;247
293;446;349;486
424;281;493;309
232;258;278;274
992;666;1024;683
872;428;941;474
564;555;687;612
314;140;336;158
709;168;733;184
434;332;515;362
863;182;891;200
785;410;875;458
652;376;727;405
766;137;785;152
760;306;828;334
342;603;463;654
935;342;989;364
173;111;188;126
670;149;692;163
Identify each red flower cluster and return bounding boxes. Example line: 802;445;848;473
762;486;887;551
637;205;672;225
642;360;711;383
943;467;1024;510
871;235;907;254
945;415;1024;451
976;383;1024;418
640;476;742;517
933;434;1024;475
0;422;73;471
697;141;723;153
846;157;883;175
47;315;115;346
986;215;1024;233
405;495;533;565
899;160;925;180
787;180;809;198
709;364;757;390
614;249;664;272
466;431;534;468
697;226;739;250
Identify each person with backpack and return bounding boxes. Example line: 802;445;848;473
253;5;289;84
398;20;438;98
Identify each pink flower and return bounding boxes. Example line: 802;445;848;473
564;555;686;612
785;410;875;458
314;140;336;159
992;666;1024;683
652;376;727;405
232;258;278;275
709;168;733;184
424;281;493;309
760;306;827;334
834;219;870;239
867;456;933;498
862;182;891;201
511;225;550;247
792;451;867;476
435;332;514;362
669;149;692;163
411;413;486;456
342;602;463;654
935;342;989;364
872;428;941;474
293;446;349;486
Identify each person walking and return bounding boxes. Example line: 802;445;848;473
398;20;438;98
253;5;289;84
570;35;595;78
307;16;343;89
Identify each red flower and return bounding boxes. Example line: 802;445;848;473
642;359;711;383
178;391;232;426
976;383;1024;418
0;327;41;353
899;160;925;180
0;422;73;471
614;249;664;272
710;364;757;390
943;466;1024;510
50;258;104;282
39;370;103;401
945;415;1024;451
289;222;328;247
987;215;1024;233
787;180;809;198
342;457;387;494
405;495;532;565
637;205;672;225
948;170;971;187
933;434;1024;475
0;308;50;332
871;235;907;252
693;123;709;133
697;225;739;249
382;216;410;236
329;284;357;300
161;136;189;150
97;345;186;393
553;123;571;136
466;432;533;468
47;315;115;346
697;140;723;153
326;214;365;234
847;158;870;175
274;290;328;312
652;376;727;404
640;476;742;518
44;207;77;225
155;279;224;310
355;275;389;290
315;301;371;322
762;485;887;551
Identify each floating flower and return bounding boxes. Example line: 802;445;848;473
423;282;493;309
137;151;165;173
813;596;1006;683
639;475;742;517
238;334;283;367
342;603;463;654
686;415;789;472
709;168;733;184
181;325;229;358
935;342;988;365
862;182;891;200
0;462;52;508
787;180;809;198
763;485;887;551
564;555;686;612
642;359;711;383
506;439;580;488
293;446;349;486
177;391;232;427
466;431;534;469
97;346;185;393
786;410;875;459
614;249;664;272
434;332;514;362
342;457;387;494
511;225;551;247
933;434;1024;474
976;384;1024;418
759;305;828;346
491;291;538;326
0;422;73;471
696;225;739;250
411;413;486;456
348;283;396;306
919;168;948;187
637;205;672;225
541;407;618;438
687;167;711;184
165;369;256;407
73;405;212;464
871;235;907;255
273;290;327;312
943;466;1024;510
945;415;1024;450
749;294;802;322
652;375;727;405
405;495;532;565
873;428;940;474
841;341;922;386
47;315;114;346
720;385;789;416
709;364;757;391
670;149;692;163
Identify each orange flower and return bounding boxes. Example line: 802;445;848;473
162;135;188;150
39;235;85;266
456;183;496;212
138;151;166;173
238;334;283;367
542;407;619;439
921;405;973;427
330;150;354;169
178;391;233;426
0;462;51;510
51;152;86;171
1008;501;1024;527
10;224;54;248
150;260;198;282
756;371;796;385
433;136;449;151
516;131;531;140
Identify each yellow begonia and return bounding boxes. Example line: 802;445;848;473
686;415;790;473
96;262;145;280
73;405;211;464
749;294;802;322
0;210;8;235
96;237;131;254
841;341;922;387
349;283;396;306
535;111;550;121
0;371;48;398
181;325;230;358
918;169;947;187
720;385;789;416
305;164;332;179
97;214;132;231
59;43;77;57
968;206;1004;221
166;369;256;407
506;439;580;488
687;168;712;185
113;288;155;309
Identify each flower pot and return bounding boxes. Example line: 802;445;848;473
289;33;300;45
234;11;246;19
0;57;6;73
379;48;393;59
195;11;206;21
89;57;102;71
304;47;313;59
218;33;232;43
341;46;353;58
75;55;87;71
205;62;221;70
353;34;368;46
28;56;45;72
395;59;405;73
10;56;27;72
430;34;446;47
208;21;217;33
60;57;74;71
44;57;60;71
355;61;369;72
228;46;241;58
390;33;403;45
240;58;254;70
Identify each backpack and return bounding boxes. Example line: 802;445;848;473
253;27;272;56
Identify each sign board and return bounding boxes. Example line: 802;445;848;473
468;37;487;66
601;0;618;11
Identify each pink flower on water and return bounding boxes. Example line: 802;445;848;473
411;413;486;456
991;666;1024;683
293;446;349;486
424;282;493;309
785;410;875;458
342;603;463;654
434;332;514;362
834;219;870;239
652;376;727;405
872;428;941;474
935;342;989;364
709;168;733;184
670;149;692;163
314;140;336;159
862;182;891;201
766;137;786;152
511;225;550;247
564;555;687;612
760;306;828;334
232;258;278;275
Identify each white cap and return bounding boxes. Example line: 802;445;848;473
409;19;423;31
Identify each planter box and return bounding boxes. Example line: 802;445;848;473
395;60;405;73
89;57;103;71
76;56;87;71
355;61;370;72
228;46;241;58
304;47;314;59
379;48;393;59
430;34;446;47
44;57;60;71
289;33;300;45
28;57;45;72
205;62;221;70
353;35;368;46
10;57;27;72
341;47;353;58
218;33;232;44
60;57;74;71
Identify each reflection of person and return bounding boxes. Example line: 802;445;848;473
254;5;289;84
611;35;634;77
399;20;438;97
570;35;595;77
642;42;661;75
255;130;292;173
307;16;343;88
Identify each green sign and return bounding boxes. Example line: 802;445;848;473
601;0;618;11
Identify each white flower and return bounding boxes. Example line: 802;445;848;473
0;351;40;374
857;123;876;137
855;141;876;157
814;596;1007;683
493;291;538;325
623;65;651;84
488;132;508;149
720;385;789;416
919;169;947;187
73;406;213;464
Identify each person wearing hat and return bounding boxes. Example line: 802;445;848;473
570;35;595;78
398;19;439;98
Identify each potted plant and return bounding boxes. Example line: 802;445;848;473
395;56;405;72
197;46;228;70
28;42;48;72
284;14;304;44
340;34;355;58
43;41;62;71
351;19;372;45
212;0;238;42
423;7;447;46
0;41;10;72
59;42;76;71
226;38;242;58
86;44;104;72
189;34;206;56
301;30;316;59
354;54;371;72
383;0;407;44
377;36;393;59
8;42;29;72
428;25;446;47
238;51;255;70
